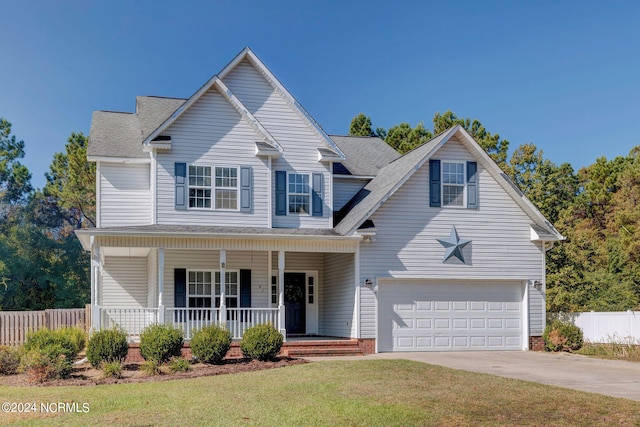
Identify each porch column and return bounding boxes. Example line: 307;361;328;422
354;247;360;339
219;250;227;325
91;242;101;331
158;248;165;324
278;250;286;338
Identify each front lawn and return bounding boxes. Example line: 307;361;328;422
1;359;639;426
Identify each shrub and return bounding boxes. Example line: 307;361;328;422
20;348;72;382
543;319;583;352
101;361;123;378
141;359;161;376
0;346;22;375
190;325;231;364
24;328;79;360
86;328;129;368
139;324;184;363
169;357;191;372
240;324;283;361
57;327;86;355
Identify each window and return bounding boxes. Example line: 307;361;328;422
288;173;310;214
215;271;239;308
188;165;239;210
442;162;465;207
189;166;211;208
188;271;213;308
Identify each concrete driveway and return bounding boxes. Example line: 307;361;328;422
310;351;640;401
372;351;640;401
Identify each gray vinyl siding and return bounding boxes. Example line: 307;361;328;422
162;250;269;309
101;257;149;308
99;163;151;227
360;286;377;338
222;60;332;228
529;281;545;335
333;178;369;211
323;254;356;337
155;87;269;227
359;138;545;336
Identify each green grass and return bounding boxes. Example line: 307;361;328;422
1;359;639;426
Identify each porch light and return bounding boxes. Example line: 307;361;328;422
532;280;543;290
221;262;226;269
364;278;374;287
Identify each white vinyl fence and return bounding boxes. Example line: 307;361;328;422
556;311;640;343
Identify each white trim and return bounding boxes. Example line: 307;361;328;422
96;162;101;228
88;156;151;164
440;160;467;208
287;172;311;216
151;151;157;224
523;280;530;351
355;246;361;339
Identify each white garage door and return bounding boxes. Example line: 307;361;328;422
378;281;523;352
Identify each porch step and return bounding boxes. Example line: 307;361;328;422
282;339;364;357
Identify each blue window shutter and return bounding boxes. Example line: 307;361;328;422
467;161;478;208
174;269;186;308
275;171;286;216
429;159;441;207
240;269;251;308
175;162;187;210
240;166;252;212
312;173;323;217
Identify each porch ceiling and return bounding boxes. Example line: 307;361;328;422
75;225;361;253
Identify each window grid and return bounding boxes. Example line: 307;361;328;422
188;166;212;208
214;271;239;308
442;162;465;207
188;270;213;308
288;173;310;214
215;167;238;210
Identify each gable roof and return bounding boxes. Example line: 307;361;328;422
218;47;345;159
334;125;564;241
330;135;401;177
142;74;283;153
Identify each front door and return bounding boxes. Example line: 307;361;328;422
284;272;306;334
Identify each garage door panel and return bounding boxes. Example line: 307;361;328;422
378;282;523;352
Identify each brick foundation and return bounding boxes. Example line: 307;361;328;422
357;338;376;355
125;338;376;363
529;336;544;351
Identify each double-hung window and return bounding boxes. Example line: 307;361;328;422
188;271;213;308
189;166;212;208
442;162;465;207
215;271;238;308
214;167;238;210
288;173;310;214
188;165;238;210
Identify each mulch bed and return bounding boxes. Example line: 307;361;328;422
0;357;307;387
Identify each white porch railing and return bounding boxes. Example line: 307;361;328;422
166;308;221;340
226;308;280;340
101;308;159;337
100;307;280;340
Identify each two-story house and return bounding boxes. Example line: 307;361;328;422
76;47;563;354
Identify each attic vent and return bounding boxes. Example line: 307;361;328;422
152;135;171;141
500;173;524;197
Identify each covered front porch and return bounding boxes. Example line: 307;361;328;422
77;226;362;342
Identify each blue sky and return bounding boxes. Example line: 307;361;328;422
2;1;639;189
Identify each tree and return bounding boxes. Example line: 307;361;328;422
0;118;32;204
385;122;433;154
44;132;96;229
433;111;509;168
349;113;375;137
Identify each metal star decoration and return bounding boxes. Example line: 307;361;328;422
436;226;471;263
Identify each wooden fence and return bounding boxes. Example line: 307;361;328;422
0;306;90;346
